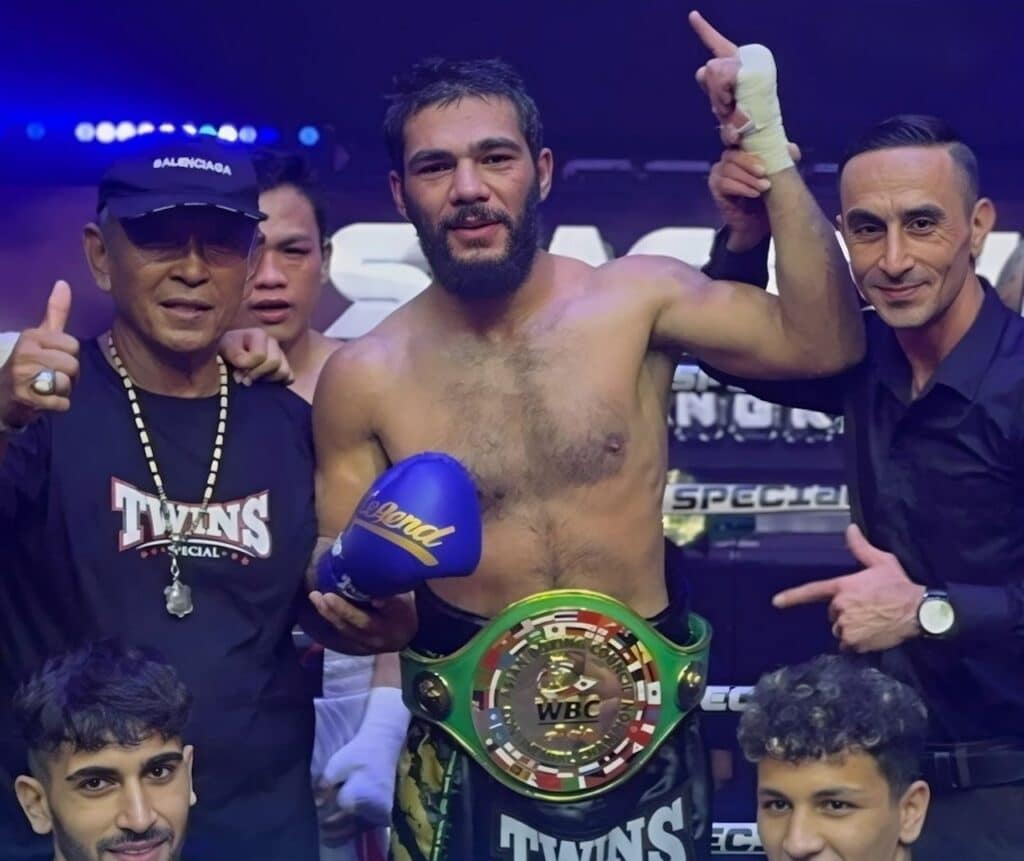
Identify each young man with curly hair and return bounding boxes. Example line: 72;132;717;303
738;655;931;861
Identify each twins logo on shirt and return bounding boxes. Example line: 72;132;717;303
495;797;689;860
111;478;272;562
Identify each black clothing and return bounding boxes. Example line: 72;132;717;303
0;339;319;860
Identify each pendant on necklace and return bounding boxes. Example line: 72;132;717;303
164;580;194;618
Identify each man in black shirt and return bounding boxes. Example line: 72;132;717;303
0;136;333;859
704;114;1024;859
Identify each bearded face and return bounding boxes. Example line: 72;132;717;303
406;178;542;300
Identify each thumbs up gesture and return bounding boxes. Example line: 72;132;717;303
0;280;80;431
771;524;927;653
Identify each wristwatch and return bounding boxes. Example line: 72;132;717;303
917;589;956;637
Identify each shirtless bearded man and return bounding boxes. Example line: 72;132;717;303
311;17;864;861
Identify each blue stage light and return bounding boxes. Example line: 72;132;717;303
25;122;46;141
238;125;258;144
75;122;96;143
137;121;155;135
298;125;320;146
182;123;197;136
259;126;280;144
158;123;176;133
96;122;116;143
198;124;217;136
115;121;136;141
217;124;238;142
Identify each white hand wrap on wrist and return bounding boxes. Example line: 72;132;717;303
322;686;410;824
360;685;411;743
734;44;793;175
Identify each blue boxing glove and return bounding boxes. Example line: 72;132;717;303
317;452;481;603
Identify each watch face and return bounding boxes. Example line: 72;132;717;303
920;598;955;635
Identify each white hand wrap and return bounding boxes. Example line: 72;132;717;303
323;686;410;826
734;44;793;175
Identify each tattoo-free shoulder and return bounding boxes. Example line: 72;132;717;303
588;254;706;310
313;333;404;431
600;252;701;282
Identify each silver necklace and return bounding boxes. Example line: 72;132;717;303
107;333;228;618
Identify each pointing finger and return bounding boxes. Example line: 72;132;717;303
688;10;738;57
773;577;845;609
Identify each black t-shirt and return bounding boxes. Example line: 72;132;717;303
0;339;319;860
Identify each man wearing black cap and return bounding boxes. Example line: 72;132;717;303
0;136;323;859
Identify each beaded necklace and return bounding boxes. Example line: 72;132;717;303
108;332;227;617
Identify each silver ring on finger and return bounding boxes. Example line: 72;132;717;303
31;369;56;396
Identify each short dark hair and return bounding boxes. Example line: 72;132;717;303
383;57;544;174
737;655;928;796
840;114;979;205
13;640;192;774
252;150;329;244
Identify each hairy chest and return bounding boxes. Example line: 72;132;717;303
387;337;638;517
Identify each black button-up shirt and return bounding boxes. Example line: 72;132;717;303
704;233;1024;743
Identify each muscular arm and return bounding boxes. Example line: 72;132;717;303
295;340;414;654
311;341;391;577
695;226;849;414
651;169;863;380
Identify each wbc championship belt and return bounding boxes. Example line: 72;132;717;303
400;589;711;802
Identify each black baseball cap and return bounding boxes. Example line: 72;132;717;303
97;134;265;221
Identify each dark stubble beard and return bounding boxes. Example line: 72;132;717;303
50;818;94;861
52;815;178;861
406;180;541;301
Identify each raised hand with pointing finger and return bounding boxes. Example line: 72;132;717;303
0;280;79;432
773;524;927;653
689;10;795;175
